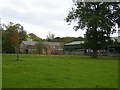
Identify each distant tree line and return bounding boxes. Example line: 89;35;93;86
46;33;84;44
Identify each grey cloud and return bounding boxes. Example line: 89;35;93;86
0;0;74;38
0;7;67;31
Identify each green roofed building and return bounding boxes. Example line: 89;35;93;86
64;41;89;55
64;37;120;56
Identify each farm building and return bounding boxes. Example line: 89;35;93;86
64;37;120;56
20;41;63;55
64;41;87;55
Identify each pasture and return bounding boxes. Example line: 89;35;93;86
2;54;118;88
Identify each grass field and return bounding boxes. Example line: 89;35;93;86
2;54;118;88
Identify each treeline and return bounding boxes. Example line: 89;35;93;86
46;36;84;44
1;22;84;53
27;32;85;44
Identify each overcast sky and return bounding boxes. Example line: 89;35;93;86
0;0;118;39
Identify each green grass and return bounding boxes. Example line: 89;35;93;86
2;54;118;88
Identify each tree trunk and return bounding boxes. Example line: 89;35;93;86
17;50;19;61
16;46;19;61
92;49;98;58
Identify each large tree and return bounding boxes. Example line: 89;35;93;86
66;2;120;58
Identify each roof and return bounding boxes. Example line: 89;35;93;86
43;42;60;46
22;41;61;45
22;41;37;45
65;41;84;46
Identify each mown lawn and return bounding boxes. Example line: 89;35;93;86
2;54;118;88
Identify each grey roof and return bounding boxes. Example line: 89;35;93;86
22;41;37;45
111;37;120;42
43;42;60;46
65;41;84;45
22;41;61;46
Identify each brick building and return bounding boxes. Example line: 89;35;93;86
20;41;63;55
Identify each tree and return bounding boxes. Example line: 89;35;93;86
0;22;2;53
46;33;55;42
36;41;44;54
2;22;27;61
66;2;120;58
15;23;27;61
2;23;18;53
